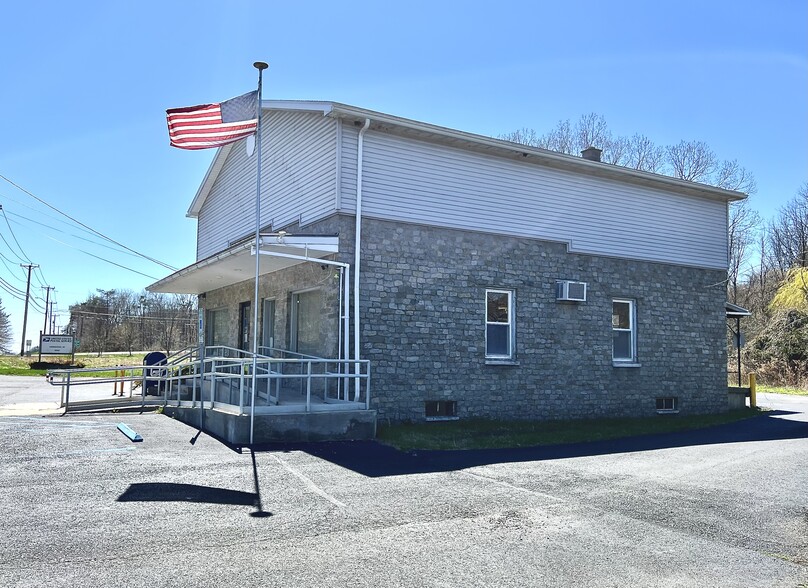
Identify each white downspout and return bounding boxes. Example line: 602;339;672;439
354;118;371;400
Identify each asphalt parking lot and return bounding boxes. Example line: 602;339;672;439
0;379;806;587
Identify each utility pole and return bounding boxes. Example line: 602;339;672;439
42;286;54;335
19;264;38;357
38;287;55;363
140;295;147;350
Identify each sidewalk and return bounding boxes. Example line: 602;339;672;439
0;374;135;416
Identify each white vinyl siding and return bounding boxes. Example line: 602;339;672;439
197;107;730;270
196;144;254;260
339;123;358;209
349;132;728;270
196;111;337;260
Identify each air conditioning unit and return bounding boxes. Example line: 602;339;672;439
556;280;587;302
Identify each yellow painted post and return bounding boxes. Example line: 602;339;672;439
749;373;757;408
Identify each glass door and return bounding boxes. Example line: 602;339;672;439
238;301;251;352
291;290;323;357
262;299;275;353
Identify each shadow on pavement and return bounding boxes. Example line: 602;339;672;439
117;482;257;505
117;449;273;517
249;411;808;478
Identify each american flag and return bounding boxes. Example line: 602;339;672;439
166;91;258;150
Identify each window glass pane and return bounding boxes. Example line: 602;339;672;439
262;299;275;349
239;302;251;350
612;301;630;329
487;324;509;356
613;330;632;360
487;292;509;323
656;397;677;411
208;309;229;347
295;290;323;356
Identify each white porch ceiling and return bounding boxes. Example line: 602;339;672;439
147;235;340;295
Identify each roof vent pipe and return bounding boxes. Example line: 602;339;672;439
581;146;602;162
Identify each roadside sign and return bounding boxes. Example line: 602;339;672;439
40;335;75;355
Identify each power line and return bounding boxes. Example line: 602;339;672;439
0;203;54;292
0;174;178;272
40;233;159;280
4;208;153;264
70;309;195;320
0;205;32;264
3;205;162;280
0;188;101;237
0;204;52;298
0;275;45;311
0;254;26;286
0;222;29;264
0;276;26;298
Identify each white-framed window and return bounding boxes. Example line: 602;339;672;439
486;289;514;359
612;299;636;363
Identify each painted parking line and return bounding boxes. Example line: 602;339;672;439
270;453;347;509
462;470;565;502
0;416;117;429
61;447;137;455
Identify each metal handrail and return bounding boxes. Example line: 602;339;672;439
47;346;371;414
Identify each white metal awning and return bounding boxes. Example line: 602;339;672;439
147;235;340;295
726;302;752;319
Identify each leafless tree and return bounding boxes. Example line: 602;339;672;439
576;113;611;152
151;293;197;356
737;233;776;323
68;289;196;355
499;127;542;148
665;140;716;182
623;134;665;172
714;159;757;194
602;135;630;166
539;119;576;154
115;290;140;355
727;199;760;302
713;158;760;302
767;183;808;272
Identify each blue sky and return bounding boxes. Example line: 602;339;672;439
0;0;806;349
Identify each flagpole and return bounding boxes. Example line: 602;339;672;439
251;61;268;446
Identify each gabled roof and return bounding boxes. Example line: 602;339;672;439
186;100;747;217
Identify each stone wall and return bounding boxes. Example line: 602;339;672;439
199;214;728;423
200;237;345;358
359;218;728;422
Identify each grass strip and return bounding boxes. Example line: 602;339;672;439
377;408;763;451
0;353;145;377
758;385;808;397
